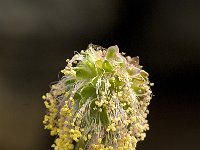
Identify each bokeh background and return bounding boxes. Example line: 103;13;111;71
0;0;199;150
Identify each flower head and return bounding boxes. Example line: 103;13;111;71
43;44;153;150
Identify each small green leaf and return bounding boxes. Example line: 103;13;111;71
80;83;95;99
65;78;76;85
96;68;104;74
89;99;98;121
100;107;110;126
106;46;119;59
75;60;97;80
80;83;96;105
102;60;113;72
74;92;81;100
91;76;98;87
73;92;82;110
75;68;93;80
131;85;146;95
131;78;144;86
131;78;146;94
95;60;103;68
140;70;149;80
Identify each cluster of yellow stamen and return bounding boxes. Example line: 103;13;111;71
43;44;153;149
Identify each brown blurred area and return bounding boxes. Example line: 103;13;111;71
0;0;200;150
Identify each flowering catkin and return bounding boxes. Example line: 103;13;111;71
42;44;153;150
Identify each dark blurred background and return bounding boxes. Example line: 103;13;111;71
0;0;199;150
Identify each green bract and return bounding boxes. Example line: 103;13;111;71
43;44;153;150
